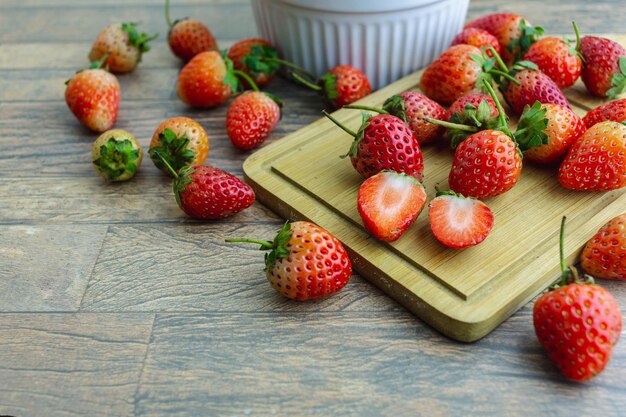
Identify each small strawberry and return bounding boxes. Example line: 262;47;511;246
323;111;424;181
581;213;626;280
148;117;209;175
357;171;427;242
428;191;494;249
92;129;143;182
522;22;583;89
226;221;352;300
558;121;626;191
165;0;218;61
65;54;120;133
88;22;158;74
450;27;501;57
583;98;626;128
580;36;626;98
227;38;280;87
533;217;622;382
292;65;371;109
226;91;282;150
447;93;499;121
440;93;502;147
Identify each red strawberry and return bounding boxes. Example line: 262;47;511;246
65;56;120;133
292;65;371;109
227;38;280;87
323;111;424;181
533;217;622;382
580;36;626;98
226;91;282;150
148;117;209;175
558;121;626;191
500;67;571;116
447;93;498;121
357;171;427;242
428;191;494;249
226;221;352;300
450;27;501;57
166;0;218;62
88;22;157;74
581;213;626;280
583;99;626;128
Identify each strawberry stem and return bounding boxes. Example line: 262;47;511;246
491;69;521;85
573;21;581;52
423;117;478;132
226;222;293;270
165;0;173;28
90;51;111;70
232;70;260;92
291;71;322;91
225;238;274;250
559;216;567;282
482;80;509;129
488;46;509;72
266;58;315;80
343;105;389;114
152;151;179;179
322;110;357;137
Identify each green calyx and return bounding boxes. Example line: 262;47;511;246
549;216;595;290
225;222;293;270
67;52;110;84
434;189;465;199
381;95;407;122
243;44;281;78
150;150;193;208
512;101;549;152
319;72;340;104
507;19;544;63
121;22;158;55
566;21;583;60
470;48;521;90
148;128;196;175
322;110;372;159
221;51;262;93
447;99;503;148
607;57;626;99
93;138;140;182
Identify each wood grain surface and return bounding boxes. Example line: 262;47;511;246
0;0;625;415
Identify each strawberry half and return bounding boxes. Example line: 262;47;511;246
357;171;427;242
428;191;494;249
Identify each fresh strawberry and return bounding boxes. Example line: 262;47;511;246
465;13;543;64
226;91;282;150
558;121;626;191
65;55;120;133
226;221;352;300
581;213;626;280
583;98;626;128
88;22;157;74
447;93;498;121
580;36;626;98
148;117;209;175
442;93;501;147
428;191;494;249
450;27;501;57
227;38;280;87
357;171;427;242
323;111;424;181
292;65;371;109
522;22;582;89
533;217;622;382
92;129;143;182
166;0;218;61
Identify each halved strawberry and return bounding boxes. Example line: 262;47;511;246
357;171;427;242
428;191;494;249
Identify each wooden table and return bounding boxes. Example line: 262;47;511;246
1;1;625;416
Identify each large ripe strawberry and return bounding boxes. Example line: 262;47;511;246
500;65;571;115
465;13;543;64
323;111;424;181
428;191;494;248
558;121;626;191
292;65;371;109
165;0;218;61
580;36;626;98
523;22;582;89
227;38;280;87
148;117;209;175
533;217;622;382
226;221;352;300
583;98;626;128
581;213;626;280
88;22;158;74
357;171;427;242
92;129;143;182
226;91;282;150
65;55;120;133
450;27;501;57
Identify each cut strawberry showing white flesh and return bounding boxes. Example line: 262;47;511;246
428;191;494;248
357;170;427;242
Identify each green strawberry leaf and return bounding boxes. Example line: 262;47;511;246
448;100;502;148
148;128;196;175
319;72;339;105
172;165;194;208
382;95;407;122
508;20;544;63
121;22;158;56
513;101;549;151
341;112;373;159
243;44;280;78
608;57;626;98
512;60;539;72
221;52;241;92
264;222;293;270
93;138;141;182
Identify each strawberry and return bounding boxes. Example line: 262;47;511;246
165;0;218;62
357;171;427;242
533;217;622;382
65;55;120;133
88;22;157;74
580;36;626;98
522;22;582;89
323;111;424;181
428;191;494;249
148;117;209;175
558;121;626;191
465;13;543;64
583;98;626;128
226;221;352;300
92;129;143;182
581;213;626;280
292;65;371;109
447;93;498;121
450;27;501;57
226;91;282;150
442;93;502;147
227;38;280;87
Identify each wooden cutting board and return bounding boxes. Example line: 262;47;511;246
243;35;626;342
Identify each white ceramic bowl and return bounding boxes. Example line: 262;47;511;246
251;0;470;89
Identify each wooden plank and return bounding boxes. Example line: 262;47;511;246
135;307;626;417
0;225;108;312
0;313;154;417
79;223;397;312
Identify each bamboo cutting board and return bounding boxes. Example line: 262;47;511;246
243;35;626;342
